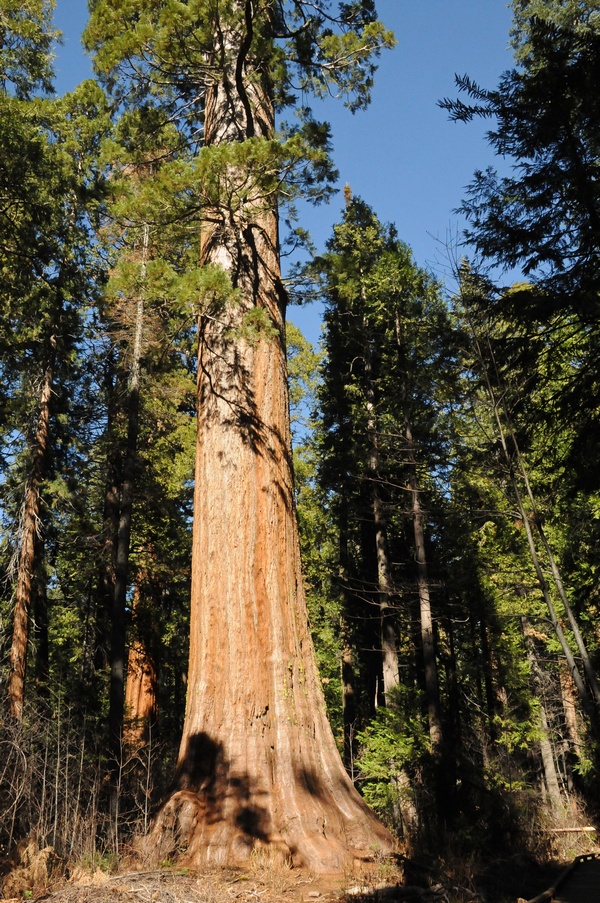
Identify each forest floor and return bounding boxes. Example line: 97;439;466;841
0;859;572;903
2;841;595;903
0;860;491;903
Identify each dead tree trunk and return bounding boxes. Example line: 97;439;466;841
522;618;563;810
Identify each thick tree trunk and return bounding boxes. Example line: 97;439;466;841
8;335;55;719
152;9;393;872
124;641;157;746
157;224;392;869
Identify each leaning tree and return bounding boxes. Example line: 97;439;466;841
85;0;396;872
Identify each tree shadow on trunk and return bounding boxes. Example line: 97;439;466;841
157;732;272;852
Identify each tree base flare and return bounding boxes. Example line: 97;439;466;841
148;788;395;875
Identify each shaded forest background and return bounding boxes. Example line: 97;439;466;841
2;0;600;891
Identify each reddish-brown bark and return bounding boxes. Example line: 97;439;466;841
124;578;159;748
8;336;56;719
154;207;392;870
124;638;158;747
152;7;394;871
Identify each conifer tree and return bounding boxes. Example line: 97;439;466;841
0;3;109;715
85;1;395;871
314;198;455;827
440;0;600;482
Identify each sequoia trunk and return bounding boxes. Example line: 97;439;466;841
153;5;393;872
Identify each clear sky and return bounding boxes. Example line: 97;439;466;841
52;1;515;345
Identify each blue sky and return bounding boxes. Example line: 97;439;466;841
52;1;515;344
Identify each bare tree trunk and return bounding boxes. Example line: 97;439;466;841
560;666;582;764
407;452;443;750
539;704;562;809
124;645;157;747
152;8;393;872
8;335;56;719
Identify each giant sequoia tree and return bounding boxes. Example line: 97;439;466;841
85;0;395;871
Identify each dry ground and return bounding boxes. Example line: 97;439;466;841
0;862;467;903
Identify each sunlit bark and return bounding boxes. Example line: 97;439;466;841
153;4;393;872
124;638;157;748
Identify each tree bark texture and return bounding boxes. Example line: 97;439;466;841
124;578;159;747
153;7;393;872
124;639;158;747
8;335;55;719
